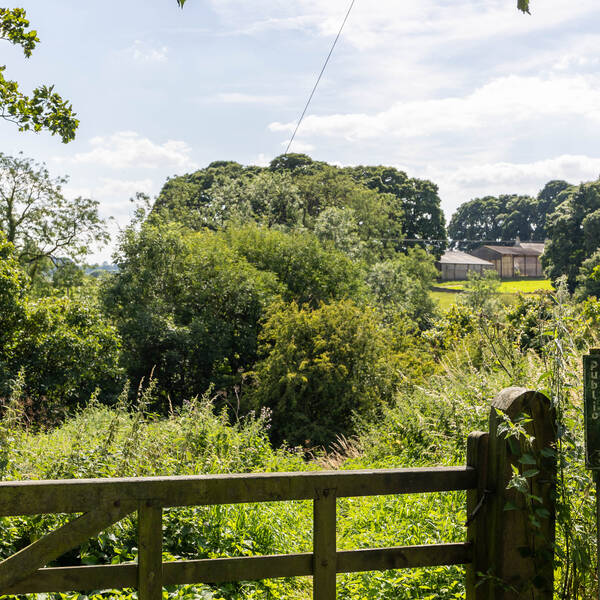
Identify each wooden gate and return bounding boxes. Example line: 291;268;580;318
0;387;556;599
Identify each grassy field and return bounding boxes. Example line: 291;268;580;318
431;278;552;310
431;290;461;310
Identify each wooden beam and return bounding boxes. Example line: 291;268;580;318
4;564;137;594
336;543;473;572
0;466;477;516
313;488;336;599
474;387;556;600
0;501;134;591
2;543;474;594
466;431;489;600
138;501;163;600
163;553;313;584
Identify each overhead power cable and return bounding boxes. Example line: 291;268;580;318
284;0;356;155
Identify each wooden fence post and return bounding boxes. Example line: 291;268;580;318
138;500;163;600
313;488;337;600
466;430;489;598
467;387;556;600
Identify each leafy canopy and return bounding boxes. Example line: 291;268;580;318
153;154;447;263
102;220;285;402
542;180;600;292
0;8;78;142
0;153;109;281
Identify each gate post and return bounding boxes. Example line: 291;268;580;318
466;387;556;600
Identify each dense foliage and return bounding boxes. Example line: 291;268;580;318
448;180;570;249
250;300;403;447
542;180;600;293
0;8;78;142
102;221;283;405
4;146;600;599
1;284;598;598
0;153;108;282
153;154;446;261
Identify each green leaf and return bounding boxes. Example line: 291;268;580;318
517;0;531;14
518;453;537;465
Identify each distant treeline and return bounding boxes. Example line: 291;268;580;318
448;178;600;295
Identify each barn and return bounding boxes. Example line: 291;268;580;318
471;241;545;279
436;250;494;281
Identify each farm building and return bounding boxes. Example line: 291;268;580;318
471;241;545;278
436;250;494;281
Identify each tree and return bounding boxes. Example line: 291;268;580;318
0;236;122;409
1;295;123;409
0;153;109;281
536;180;571;238
366;247;439;329
1;8;78;142
344;165;446;256
448;191;556;249
102;221;284;403
449;195;531;249
575;249;600;300
153;157;406;263
543;180;600;291
0;233;27;349
249;300;402;447
222;224;367;308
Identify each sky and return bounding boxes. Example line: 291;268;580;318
3;0;600;261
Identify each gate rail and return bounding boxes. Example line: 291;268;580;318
0;388;556;599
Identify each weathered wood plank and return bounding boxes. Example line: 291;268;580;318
313;489;336;599
2;543;474;593
474;387;556;600
3;564;137;594
0;501;134;591
163;553;314;584
0;466;477;516
138;501;163;600
336;542;473;572
466;431;489;600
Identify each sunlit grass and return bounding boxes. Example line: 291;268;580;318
431;278;552;310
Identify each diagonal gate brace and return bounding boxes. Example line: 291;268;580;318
0;501;134;591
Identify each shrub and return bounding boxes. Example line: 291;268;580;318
249;300;402;447
1;295;123;412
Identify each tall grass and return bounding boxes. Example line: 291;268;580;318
1;288;599;598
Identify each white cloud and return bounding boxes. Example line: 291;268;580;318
215;92;287;104
129;40;168;63
269;74;600;141
416;154;600;217
67;132;197;170
255;153;272;167
444;155;600;190
210;0;599;48
281;139;315;153
66;178;156;216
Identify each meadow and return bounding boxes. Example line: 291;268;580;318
1;283;598;599
431;278;553;310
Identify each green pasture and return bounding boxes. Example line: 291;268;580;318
431;278;552;310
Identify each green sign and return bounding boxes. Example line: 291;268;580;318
585;350;600;469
